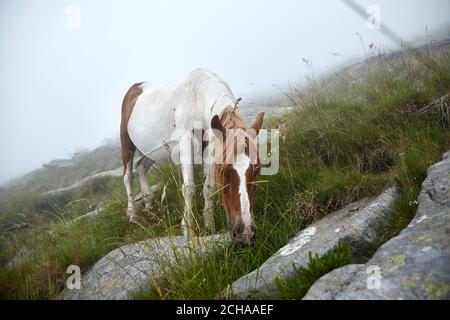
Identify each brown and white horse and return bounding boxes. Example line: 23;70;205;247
120;68;264;244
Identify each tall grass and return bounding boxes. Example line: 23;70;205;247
1;42;449;299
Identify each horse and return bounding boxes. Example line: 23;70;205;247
120;68;264;244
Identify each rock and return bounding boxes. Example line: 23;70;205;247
71;207;104;223
43;159;74;169
58;234;230;300
225;187;400;299
303;264;364;300
71;145;122;171
416;94;449;128
416;94;448;115
304;150;450;300
44;167;123;195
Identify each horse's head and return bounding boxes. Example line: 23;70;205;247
211;110;264;245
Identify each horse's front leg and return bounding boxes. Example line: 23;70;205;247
203;162;215;233
179;134;195;239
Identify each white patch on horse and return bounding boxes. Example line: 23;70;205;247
278;226;317;256
233;153;251;227
123;159;135;220
128;82;179;162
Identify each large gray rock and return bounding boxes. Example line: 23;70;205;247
59;234;230;300
304;150;450;300
225;187;400;299
302;264;364;300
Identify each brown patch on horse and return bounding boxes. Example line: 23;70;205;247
120;82;144;174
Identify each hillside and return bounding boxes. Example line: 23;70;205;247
2;144;122;192
0;40;449;299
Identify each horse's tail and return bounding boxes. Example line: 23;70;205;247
120;82;144;175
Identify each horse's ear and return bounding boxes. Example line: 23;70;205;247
248;112;265;138
211;115;225;138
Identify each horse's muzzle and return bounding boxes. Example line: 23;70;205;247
232;223;257;246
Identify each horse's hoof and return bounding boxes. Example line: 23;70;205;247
129;215;138;224
127;207;136;219
142;196;154;208
147;201;153;207
151;185;161;193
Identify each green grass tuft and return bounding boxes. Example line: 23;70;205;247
275;244;351;299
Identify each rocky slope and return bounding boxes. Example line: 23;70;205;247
2;144;122;194
52;149;450;300
304;150;450;300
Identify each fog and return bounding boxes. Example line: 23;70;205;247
0;0;449;183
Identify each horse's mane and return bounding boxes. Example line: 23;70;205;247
219;106;247;129
215;106;258;175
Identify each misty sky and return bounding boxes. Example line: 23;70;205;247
0;0;449;183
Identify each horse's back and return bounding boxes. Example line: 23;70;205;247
125;69;234;161
176;68;235;128
127;81;179;161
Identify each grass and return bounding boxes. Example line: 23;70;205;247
275;243;351;299
0;175;124;234
1;41;449;299
0;203;128;299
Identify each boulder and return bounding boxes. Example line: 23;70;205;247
302;264;364;300
225;187;400;299
59;234;230;300
304;150;450;300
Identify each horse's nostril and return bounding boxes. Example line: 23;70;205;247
232;223;243;239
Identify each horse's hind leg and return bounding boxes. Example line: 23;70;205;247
136;156;158;210
122;147;136;221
